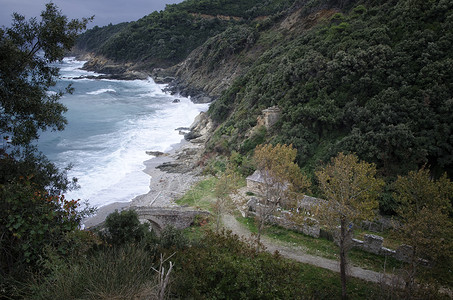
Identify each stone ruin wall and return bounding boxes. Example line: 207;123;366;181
351;234;414;263
246;199;321;238
246;198;413;262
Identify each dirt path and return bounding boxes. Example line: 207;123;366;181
222;214;400;285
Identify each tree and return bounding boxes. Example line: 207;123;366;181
0;3;91;292
103;209;152;246
0;3;92;146
214;163;239;232
252;143;311;248
315;153;384;300
393;167;453;293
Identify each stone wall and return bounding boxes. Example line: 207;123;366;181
351;234;413;263
243;188;413;262
246;200;320;238
269;213;320;238
246;198;413;262
246;178;263;196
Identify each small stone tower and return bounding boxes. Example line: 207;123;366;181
261;106;281;129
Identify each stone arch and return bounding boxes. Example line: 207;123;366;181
142;216;164;235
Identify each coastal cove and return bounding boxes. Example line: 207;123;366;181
83;138;207;227
37;57;209;224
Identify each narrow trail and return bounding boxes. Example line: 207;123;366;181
221;214;401;286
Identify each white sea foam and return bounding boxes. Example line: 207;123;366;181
46;91;57;96
87;88;117;95
58;57;100;79
39;58;208;208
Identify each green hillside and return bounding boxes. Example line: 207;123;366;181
208;0;453;179
77;0;453;212
76;0;296;67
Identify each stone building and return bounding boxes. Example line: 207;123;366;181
246;170;266;195
257;106;281;129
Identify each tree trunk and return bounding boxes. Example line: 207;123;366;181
216;214;220;233
256;218;263;252
340;217;348;300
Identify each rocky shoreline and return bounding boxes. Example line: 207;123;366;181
71;51;216;103
83;112;213;228
74;50;217;229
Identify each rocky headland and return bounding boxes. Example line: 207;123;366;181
70;52;150;80
72;49;227;103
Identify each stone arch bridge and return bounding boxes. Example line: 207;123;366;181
132;206;210;233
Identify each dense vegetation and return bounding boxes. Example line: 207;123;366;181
0;4;92;296
76;0;296;67
24;210;405;299
209;0;453;183
74;22;128;54
174;0;295;18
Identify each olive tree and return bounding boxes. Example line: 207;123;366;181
315;153;384;300
252;143;311;248
393;167;453;293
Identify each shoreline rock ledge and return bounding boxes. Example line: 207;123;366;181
184;112;213;143
146;151;168;157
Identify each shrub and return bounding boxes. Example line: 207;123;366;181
172;230;305;299
240;126;267;154
29;244;157;299
103;209;150;246
159;226;189;250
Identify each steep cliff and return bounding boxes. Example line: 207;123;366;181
204;0;453;183
155;2;338;100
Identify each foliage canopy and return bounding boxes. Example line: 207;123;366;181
0;3;91;146
393;167;453;287
315;152;384;299
208;0;453;181
0;3;91;292
316;152;384;225
76;0;296;67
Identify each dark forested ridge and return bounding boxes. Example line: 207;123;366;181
77;0;453;211
76;0;296;67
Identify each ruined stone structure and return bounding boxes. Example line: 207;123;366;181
246;198;320;238
260;106;281;129
244;179;414;261
351;234;414;262
245;170;266;195
245;170;290;197
132;206;210;233
253;105;282;131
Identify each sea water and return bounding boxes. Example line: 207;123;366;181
37;57;208;208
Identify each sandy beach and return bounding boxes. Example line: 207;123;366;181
83;138;205;228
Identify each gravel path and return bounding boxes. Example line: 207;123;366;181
222;214;401;286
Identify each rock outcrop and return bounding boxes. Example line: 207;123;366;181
73;53;149;80
184;112;213;143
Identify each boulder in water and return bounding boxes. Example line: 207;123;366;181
146;151;168;157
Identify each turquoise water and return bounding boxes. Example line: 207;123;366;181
38;57;208;208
